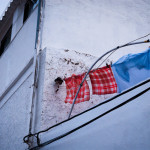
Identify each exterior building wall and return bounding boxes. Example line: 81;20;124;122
0;7;38;97
0;15;12;43
40;81;150;150
0;6;38;150
39;0;150;128
0;71;34;150
41;48;116;130
41;0;150;59
11;3;25;40
0;0;150;149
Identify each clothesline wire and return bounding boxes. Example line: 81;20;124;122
24;79;149;149
127;33;150;44
95;32;150;69
93;49;117;70
64;49;116;84
91;32;150;70
64;33;150;80
30;86;150;150
67;49;117;84
68;35;150;118
64;32;150;83
23;33;150;147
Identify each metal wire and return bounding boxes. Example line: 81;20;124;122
30;86;150;149
64;33;150;79
127;33;150;44
23;33;150;148
68;39;150;119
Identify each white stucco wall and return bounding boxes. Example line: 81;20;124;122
0;72;34;150
41;0;150;57
1;1;148;148
11;3;25;40
38;0;150;127
0;7;38;97
38;0;150;129
0;6;39;150
40;48;116;130
39;80;150;150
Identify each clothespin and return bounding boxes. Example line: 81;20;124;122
106;61;112;68
106;63;110;68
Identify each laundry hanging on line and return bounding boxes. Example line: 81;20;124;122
64;48;150;104
64;74;90;104
89;65;117;95
64;65;118;104
112;48;150;93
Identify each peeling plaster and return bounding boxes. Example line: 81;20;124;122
41;48;116;129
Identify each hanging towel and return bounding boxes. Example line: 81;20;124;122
112;48;150;93
65;74;90;104
89;66;117;95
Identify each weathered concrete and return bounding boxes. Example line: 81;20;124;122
41;48;116;130
1;0;150;149
39;0;150;129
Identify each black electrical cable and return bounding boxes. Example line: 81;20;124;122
68;39;150;118
23;32;150;146
63;33;150;80
30;87;150;150
23;78;150;144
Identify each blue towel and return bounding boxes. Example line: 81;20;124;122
112;48;150;93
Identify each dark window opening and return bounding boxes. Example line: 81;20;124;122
23;0;38;23
0;26;12;56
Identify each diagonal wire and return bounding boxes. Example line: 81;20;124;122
127;33;150;44
92;33;150;72
30;87;150;150
23;33;150;147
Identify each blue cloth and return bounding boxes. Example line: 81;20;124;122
112;48;150;93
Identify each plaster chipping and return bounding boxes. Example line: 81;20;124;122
41;48;116;129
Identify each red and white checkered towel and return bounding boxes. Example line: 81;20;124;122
89;66;117;95
65;74;90;104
